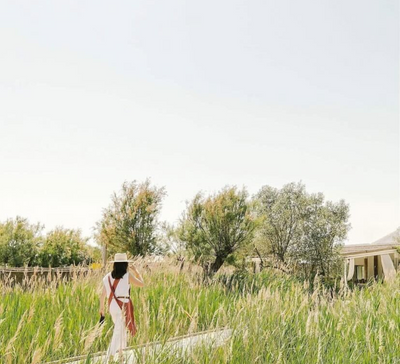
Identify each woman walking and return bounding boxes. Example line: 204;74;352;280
99;253;144;360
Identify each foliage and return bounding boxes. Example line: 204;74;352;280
0;217;99;268
254;182;350;279
87;245;103;263
96;179;166;257
294;195;350;279
0;262;233;363
38;227;93;267
160;222;186;259
0;217;43;267
178;186;257;276
254;182;307;263
1;262;400;363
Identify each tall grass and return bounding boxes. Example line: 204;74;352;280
1;259;400;363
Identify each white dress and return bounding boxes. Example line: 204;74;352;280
103;272;130;357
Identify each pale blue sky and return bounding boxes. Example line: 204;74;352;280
0;0;398;245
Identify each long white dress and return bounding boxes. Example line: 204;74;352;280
103;272;130;357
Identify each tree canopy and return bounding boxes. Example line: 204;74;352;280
254;182;350;279
0;217;98;267
38;227;94;267
0;217;43;267
97;179;166;257
178;186;256;276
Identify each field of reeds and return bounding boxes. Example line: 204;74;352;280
1;258;400;364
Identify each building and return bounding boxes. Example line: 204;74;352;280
342;229;399;283
249;229;400;281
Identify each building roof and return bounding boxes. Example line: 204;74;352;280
341;228;400;256
341;244;398;256
249;230;400;259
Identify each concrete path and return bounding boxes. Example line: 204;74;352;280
45;327;232;364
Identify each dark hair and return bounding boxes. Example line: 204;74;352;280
111;262;128;279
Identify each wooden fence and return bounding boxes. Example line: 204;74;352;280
0;266;92;274
0;266;94;285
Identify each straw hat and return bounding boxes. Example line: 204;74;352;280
109;253;133;263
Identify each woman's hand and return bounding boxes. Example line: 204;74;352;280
130;264;139;274
129;265;145;287
129;265;141;278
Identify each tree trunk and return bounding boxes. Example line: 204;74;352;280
210;255;226;274
179;258;185;272
254;246;265;272
102;244;107;269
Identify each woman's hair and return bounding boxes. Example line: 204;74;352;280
111;262;128;279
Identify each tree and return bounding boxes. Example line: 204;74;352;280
254;182;306;264
178;186;256;276
96;179;166;257
159;222;188;271
0;217;43;267
294;195;350;279
38;227;93;267
159;222;185;258
86;245;103;263
255;182;350;279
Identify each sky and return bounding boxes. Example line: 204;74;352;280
0;0;398;245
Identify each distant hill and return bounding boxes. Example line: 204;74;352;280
371;228;400;245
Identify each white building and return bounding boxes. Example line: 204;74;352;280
342;229;399;283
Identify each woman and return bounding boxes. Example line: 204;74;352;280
99;253;144;359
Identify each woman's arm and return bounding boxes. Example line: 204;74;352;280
99;285;107;315
129;265;145;287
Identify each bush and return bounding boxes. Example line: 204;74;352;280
0;217;43;267
38;227;93;267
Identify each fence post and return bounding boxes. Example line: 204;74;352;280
102;244;107;269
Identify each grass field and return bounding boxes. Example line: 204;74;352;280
1;259;400;364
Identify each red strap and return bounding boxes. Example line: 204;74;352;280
107;275;137;336
108;276;121;308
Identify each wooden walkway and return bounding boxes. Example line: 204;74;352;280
43;327;232;364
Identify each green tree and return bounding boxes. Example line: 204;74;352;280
38;227;92;267
294;195;350;279
0;217;43;267
159;222;184;257
96;179;166;257
255;182;350;279
86;245;103;263
254;182;307;264
179;186;256;276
